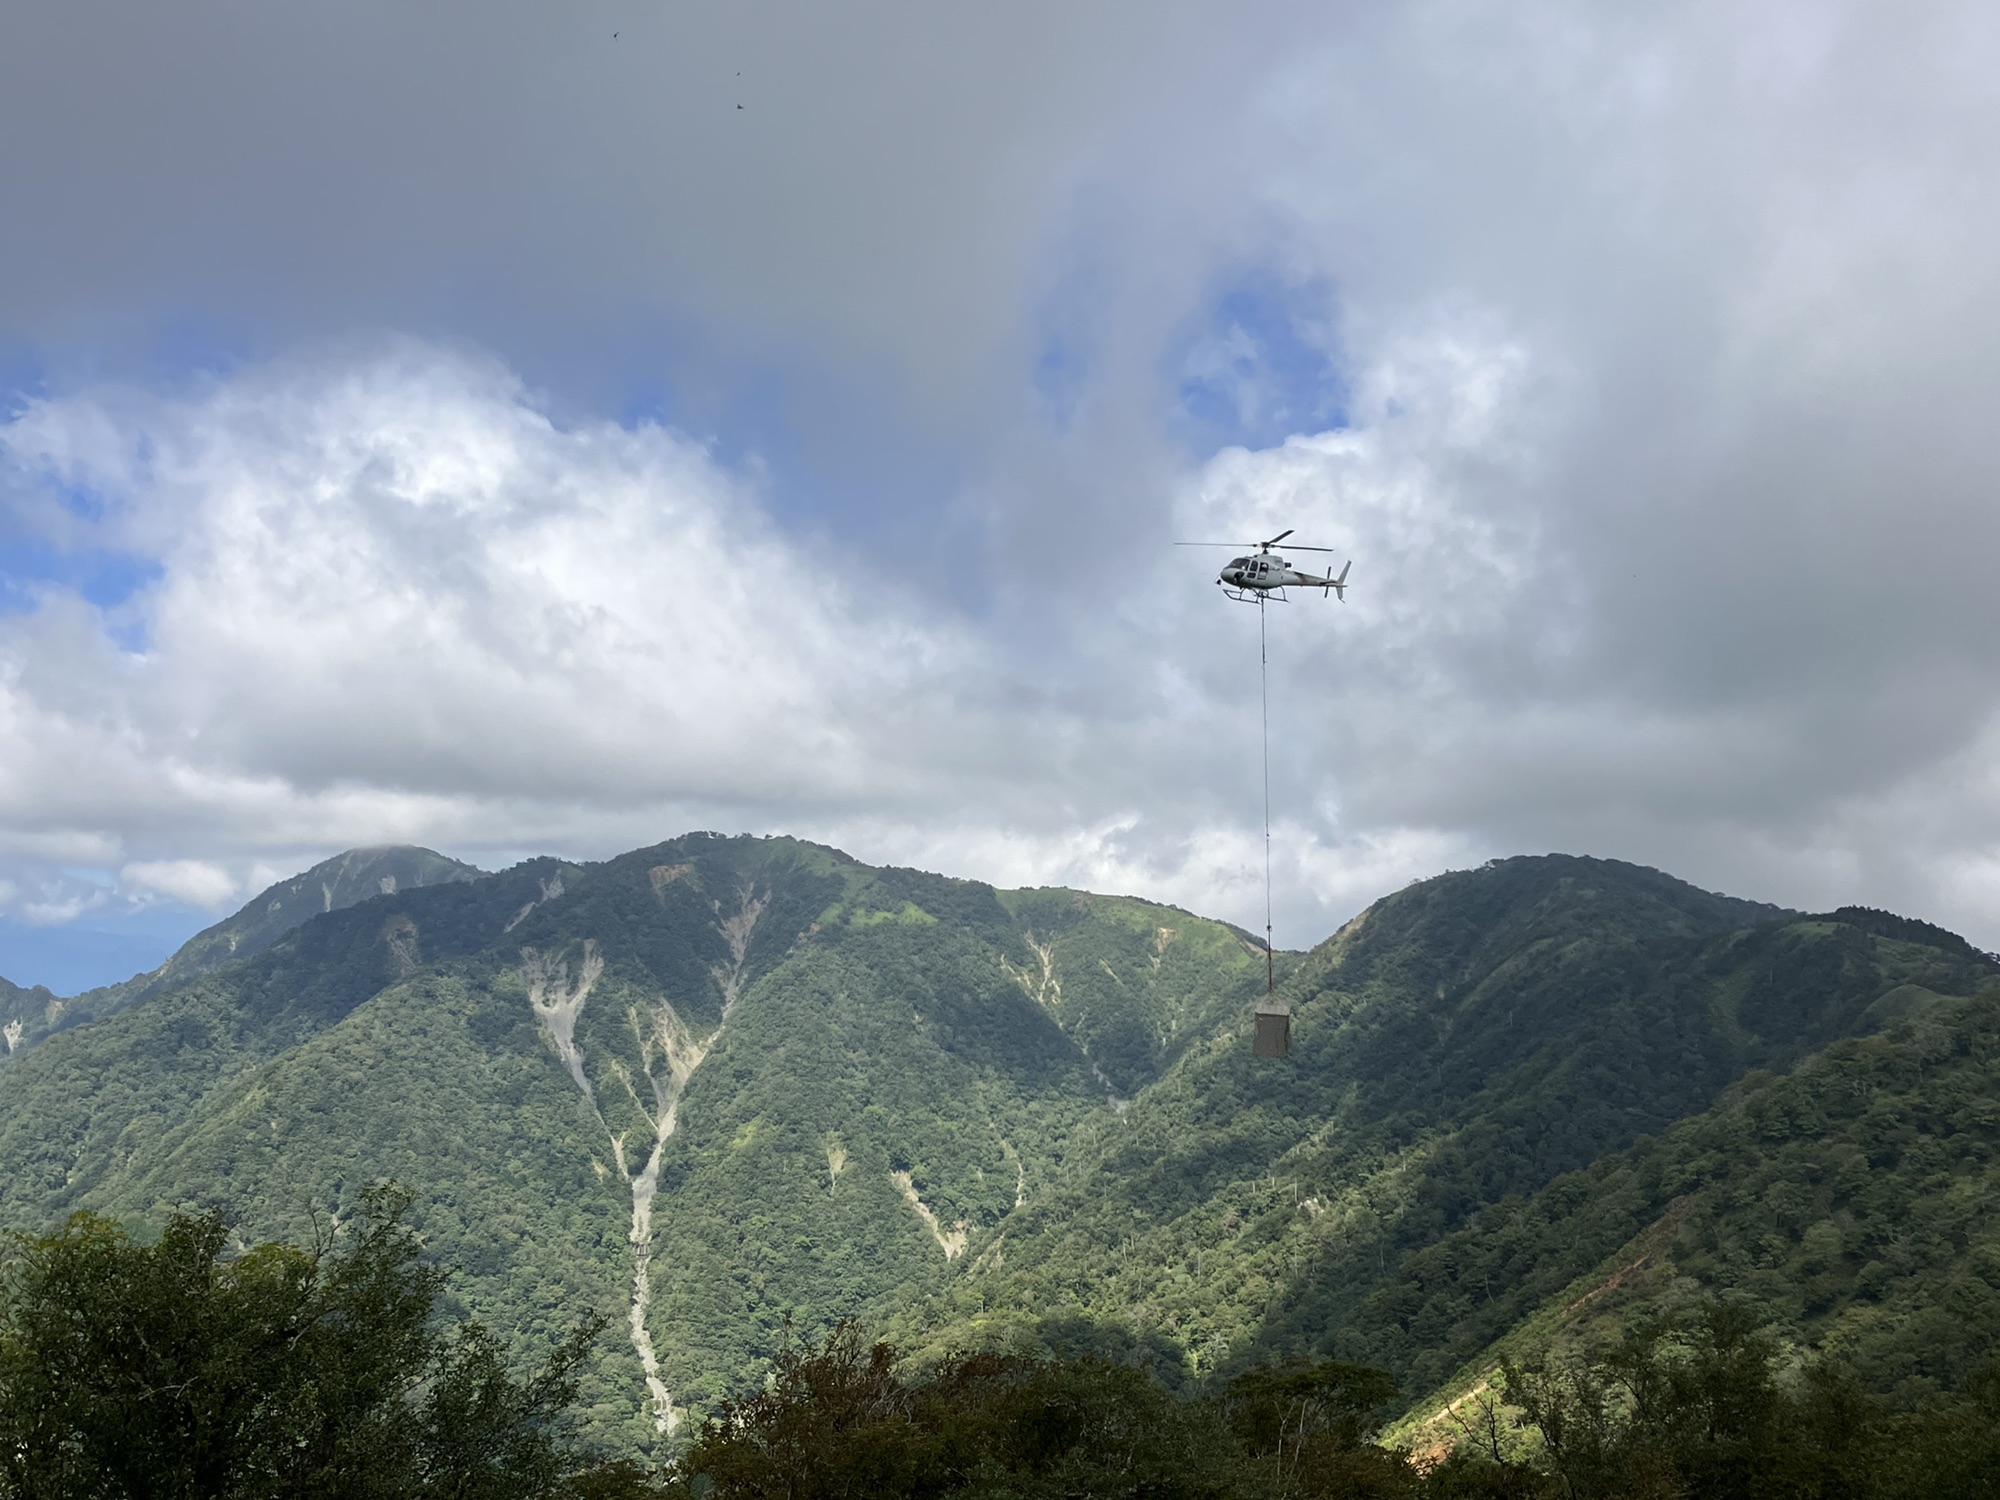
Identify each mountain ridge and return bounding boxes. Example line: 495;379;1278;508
1388;983;2000;1454
0;836;1990;1461
0;845;484;1061
0;833;1271;1452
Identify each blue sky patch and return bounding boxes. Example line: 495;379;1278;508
143;311;252;390
1169;270;1348;453
1033;333;1092;435
0;906;207;996
1029;249;1112;435
0;338;46;422
0;538;161;617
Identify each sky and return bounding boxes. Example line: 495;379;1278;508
5;0;2000;991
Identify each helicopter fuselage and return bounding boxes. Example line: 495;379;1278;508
1218;551;1345;599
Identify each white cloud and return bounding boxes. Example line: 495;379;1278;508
0;334;1511;947
120;860;240;910
1;342;970;828
20;889;107;928
0;830;127;866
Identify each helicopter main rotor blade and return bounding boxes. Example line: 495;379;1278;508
1258;528;1295;548
1174;535;1342;551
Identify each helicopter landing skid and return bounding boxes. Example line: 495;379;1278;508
1221;586;1288;604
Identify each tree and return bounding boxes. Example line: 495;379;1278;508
0;1189;640;1499
1222;1359;1411;1500
678;1322;942;1500
1503;1304;1893;1500
681;1322;1249;1500
679;1323;1427;1500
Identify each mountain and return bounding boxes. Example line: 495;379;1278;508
1383;983;2000;1445
144;845;486;987
0;846;483;1059
0;975;60;1058
893;859;1981;1372
0;834;1268;1457
0;838;1992;1463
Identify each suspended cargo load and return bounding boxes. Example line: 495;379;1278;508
1253;1001;1291;1059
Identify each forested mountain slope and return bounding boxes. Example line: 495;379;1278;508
1;838;1989;1461
1385;982;2000;1436
148;845;485;987
0;845;482;1060
898;861;1993;1390
0;976;59;1057
0;834;1267;1458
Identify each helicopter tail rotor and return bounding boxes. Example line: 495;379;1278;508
1327;561;1350;600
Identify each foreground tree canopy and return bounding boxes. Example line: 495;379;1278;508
677;1317;2000;1500
0;1191;653;1499
0;1198;1993;1498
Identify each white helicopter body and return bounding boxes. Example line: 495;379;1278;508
1217;549;1350;601
1181;530;1351;603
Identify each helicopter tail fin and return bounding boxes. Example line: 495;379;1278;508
1328;561;1350;600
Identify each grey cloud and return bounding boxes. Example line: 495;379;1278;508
7;2;2000;955
0;2;1281;416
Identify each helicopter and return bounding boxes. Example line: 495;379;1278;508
1177;529;1351;604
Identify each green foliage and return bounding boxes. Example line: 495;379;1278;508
0;846;484;1063
158;846;486;991
678;1320;2000;1500
1821;906;1994;964
0;1189;626;1499
994;888;1272;1096
1366;994;2000;1408
1869;1365;2000;1500
0;834;1269;1452
0;977;60;1057
906;859;1998;1397
681;1323;1251;1500
1498;1303;2000;1500
1224;1360;1403;1455
4;837;1996;1463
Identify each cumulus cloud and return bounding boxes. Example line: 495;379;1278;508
20;890;107;928
119;860;241;911
0;333;1516;943
1;344;973;831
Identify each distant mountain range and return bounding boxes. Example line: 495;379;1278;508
0;845;482;1057
0;837;1992;1462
